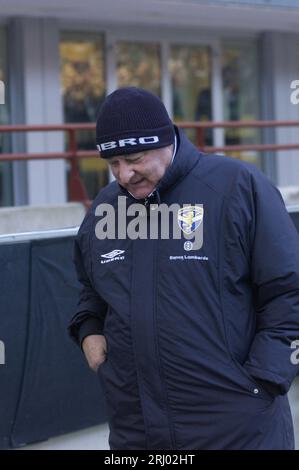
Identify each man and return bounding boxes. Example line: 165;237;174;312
69;87;299;450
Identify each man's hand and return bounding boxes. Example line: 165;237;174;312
82;334;107;372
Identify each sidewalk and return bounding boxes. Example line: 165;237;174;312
20;423;109;450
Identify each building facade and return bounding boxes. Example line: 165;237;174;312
0;0;299;206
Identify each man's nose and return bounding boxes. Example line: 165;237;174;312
117;161;134;185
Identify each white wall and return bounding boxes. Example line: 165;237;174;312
10;17;67;205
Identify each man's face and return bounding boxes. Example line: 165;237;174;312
107;145;173;199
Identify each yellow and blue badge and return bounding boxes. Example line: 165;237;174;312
177;205;204;235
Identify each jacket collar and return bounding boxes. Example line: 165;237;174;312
156;126;201;195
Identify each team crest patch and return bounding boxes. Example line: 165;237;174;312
177;205;204;235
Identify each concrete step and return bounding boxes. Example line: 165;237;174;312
0;203;86;235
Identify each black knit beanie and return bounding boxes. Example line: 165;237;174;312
96;87;174;158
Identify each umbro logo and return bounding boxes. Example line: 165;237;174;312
101;250;125;259
97;136;159;152
100;249;125;264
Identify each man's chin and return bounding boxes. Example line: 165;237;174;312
130;191;149;200
129;188;154;200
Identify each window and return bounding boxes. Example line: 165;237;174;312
60;32;108;200
169;44;212;144
116;41;161;96
222;40;261;167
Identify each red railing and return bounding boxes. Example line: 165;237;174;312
0;120;299;207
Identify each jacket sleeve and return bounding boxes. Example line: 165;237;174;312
241;169;299;394
68;236;108;348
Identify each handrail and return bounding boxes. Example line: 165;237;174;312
0;226;79;243
0;120;299;207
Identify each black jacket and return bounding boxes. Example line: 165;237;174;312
69;129;299;449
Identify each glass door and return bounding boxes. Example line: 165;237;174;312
109;34;261;169
221;40;261;168
60;31;108;200
169;44;212;144
113;39;212;146
115;41;161;96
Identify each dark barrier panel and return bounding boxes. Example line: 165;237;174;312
290;211;299;232
0;236;107;448
0;243;31;449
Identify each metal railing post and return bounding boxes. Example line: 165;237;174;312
68;129;89;206
196;126;205;148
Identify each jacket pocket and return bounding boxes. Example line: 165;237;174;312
230;358;275;402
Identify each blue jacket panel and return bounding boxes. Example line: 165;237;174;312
69;129;299;449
